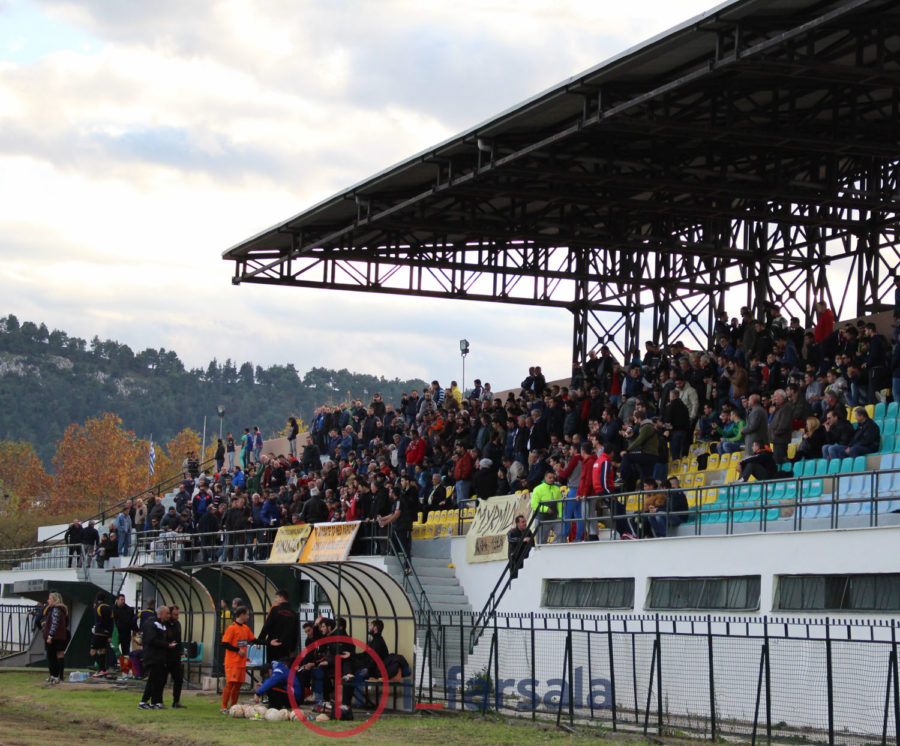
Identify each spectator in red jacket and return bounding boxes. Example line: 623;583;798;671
404;431;426;476
452;443;474;503
814;300;834;344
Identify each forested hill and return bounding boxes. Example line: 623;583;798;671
0;314;426;465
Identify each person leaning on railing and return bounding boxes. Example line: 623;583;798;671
530;470;561;543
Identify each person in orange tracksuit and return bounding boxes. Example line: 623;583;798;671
220;606;255;713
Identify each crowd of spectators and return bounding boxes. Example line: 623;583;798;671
65;282;900;555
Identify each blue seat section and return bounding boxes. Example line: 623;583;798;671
799;459;828;519
884;418;898;437
887;401;899;419
874;402;887;420
877;454;900;513
837;456;870;516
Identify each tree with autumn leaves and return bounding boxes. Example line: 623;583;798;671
0;414;216;548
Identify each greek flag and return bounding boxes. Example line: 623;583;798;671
149;439;156;477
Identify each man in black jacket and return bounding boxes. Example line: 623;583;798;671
165;605;186;708
197;503;221;562
81;520;100;568
739;441;779;482
254;589;298;664
64;519;83;568
311;618;354;706
113;593;135;672
139;605;173;710
299;492;328;525
90;591;114;677
824;406;881;460
341;618;390;706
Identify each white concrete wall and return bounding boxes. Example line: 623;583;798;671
450;526;900;617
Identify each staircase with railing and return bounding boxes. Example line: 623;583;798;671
467;511;537;654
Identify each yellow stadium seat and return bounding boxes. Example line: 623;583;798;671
865;404;875;419
625;494;642;512
446;486;454;498
686;489;702;508
703;488;719;504
707;453;720;470
729;451;743;466
787;442;798;460
846;406;853;421
689;459;699;472
424;525;436;539
682;474;695;488
693;473;706;487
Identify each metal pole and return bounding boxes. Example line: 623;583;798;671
655;618;663;735
764;617;771;743
556;628;570;727
826;617;834;746
530;611;536;720
893;620;900;746
493;613;500;711
568;613;575;726
708;614;717;741
461;353;466;399
607;613;617;731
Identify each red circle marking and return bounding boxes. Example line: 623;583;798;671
287;634;390;738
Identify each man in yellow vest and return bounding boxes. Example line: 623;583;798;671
529;470;561;543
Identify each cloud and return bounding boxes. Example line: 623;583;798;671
1;0;717;391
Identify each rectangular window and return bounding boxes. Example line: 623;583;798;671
542;578;634;609
776;574;900;611
647;576;760;611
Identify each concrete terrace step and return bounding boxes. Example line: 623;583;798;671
410;556;453;566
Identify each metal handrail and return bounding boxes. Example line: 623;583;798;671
468;511;538;653
388;529;443;636
0;542;87;571
39;457;218;545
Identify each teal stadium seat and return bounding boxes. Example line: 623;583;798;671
887;402;899;419
884;418;898;437
877;454;900;513
874;402;886;421
838;456;869;516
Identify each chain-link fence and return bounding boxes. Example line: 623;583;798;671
414;612;900;745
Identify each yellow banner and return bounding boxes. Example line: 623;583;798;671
465;493;533;564
299;521;361;563
267;524;312;563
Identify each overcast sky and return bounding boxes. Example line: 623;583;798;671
0;0;718;390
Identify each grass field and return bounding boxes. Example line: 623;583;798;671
0;670;662;745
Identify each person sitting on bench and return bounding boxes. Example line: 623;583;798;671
341;619;389;706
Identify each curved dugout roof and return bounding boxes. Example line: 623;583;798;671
112;567;216;667
192;564;280;630
285;561;416;667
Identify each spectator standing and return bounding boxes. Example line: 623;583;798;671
769;389;794;466
64;519;83;568
226;433;236;470
113;593;135;676
139;605;172;710
742;394;770;451
116;506;132;558
287;417;300;457
42;591;68;685
165;605;186;708
253;426;264;463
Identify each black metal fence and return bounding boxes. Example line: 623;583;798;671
415;612;900;746
0;603;36;657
